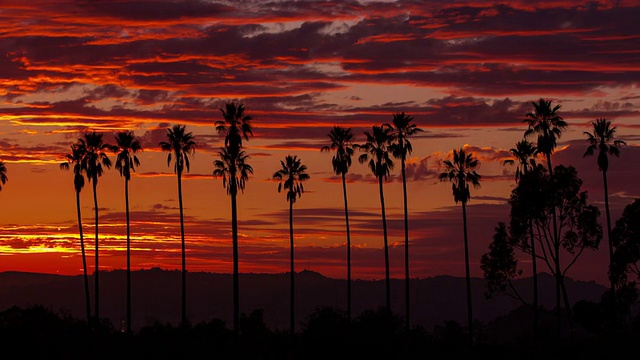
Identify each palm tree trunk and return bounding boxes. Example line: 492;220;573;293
93;181;100;322
603;170;615;294
231;181;240;336
529;219;538;344
462;201;473;346
289;199;295;337
76;190;91;326
378;176;391;313
125;178;132;335
401;157;410;329
547;155;562;337
341;172;352;322
177;169;187;328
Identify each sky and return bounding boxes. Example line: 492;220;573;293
1;0;639;287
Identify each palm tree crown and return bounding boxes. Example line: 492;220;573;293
503;139;538;183
159;125;197;175
321;125;355;176
215;102;253;154
0;160;7;190
60;144;85;192
387;112;423;161
523;98;567;161
584;118;626;173
114;131;142;180
213;148;253;195
439;147;481;204
274;155;310;203
80;131;113;185
358;125;395;180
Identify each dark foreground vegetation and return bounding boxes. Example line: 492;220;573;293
1;299;639;360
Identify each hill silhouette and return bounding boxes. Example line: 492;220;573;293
0;269;606;332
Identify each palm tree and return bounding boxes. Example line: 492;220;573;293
113;131;142;335
214;102;253;335
0;160;7;190
321;125;356;321
584;118;626;293
358;125;395;313
439;147;481;344
159;124;196;328
503;139;539;342
60;146;91;325
212;147;253;335
386;112;423;329
79;131;113;323
523;98;567;335
273;155;310;337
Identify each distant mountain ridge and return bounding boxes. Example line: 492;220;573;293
0;269;607;332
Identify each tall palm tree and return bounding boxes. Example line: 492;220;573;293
584;118;626;293
273;155;310;337
386;112;423;329
358;125;395;313
439;147;481;344
113;131;142;335
159;124;196;328
79;131;113;322
61;146;91;325
523;98;567;335
214;102;253;335
503;139;539;342
213;147;253;335
321;125;356;321
0;160;7;190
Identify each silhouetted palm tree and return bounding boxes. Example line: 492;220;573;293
386;112;423;329
439;147;481;344
214;102;253;335
584;118;626;293
358;125;395;313
321;125;356;321
273;155;310;337
60;144;91;325
523;98;567;335
79;131;112;322
0;160;7;190
503;139;539;342
159;124;196;328
213;147;253;335
113;131;142;335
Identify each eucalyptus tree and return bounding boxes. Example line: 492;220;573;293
523;98;567;334
321;125;356;321
273;155;310;336
113;130;142;335
0;160;7;190
60;144;91;325
386;112;422;329
159;124;196;328
79;131;113;322
503;139;539;339
213;147;253;335
214;102;253;335
584;118;626;293
438;147;481;343
358;125;395;313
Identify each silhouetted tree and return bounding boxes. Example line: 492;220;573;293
386;112;423;329
584;118;626;293
79;131;112;322
502;139;540;340
439;147;480;344
214;102;253;335
159;124;196;328
113;130;142;335
321;125;356;321
523;98;567;335
611;198;640;285
273;155;310;337
60;144;91;325
0;160;7;190
358;125;395;313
